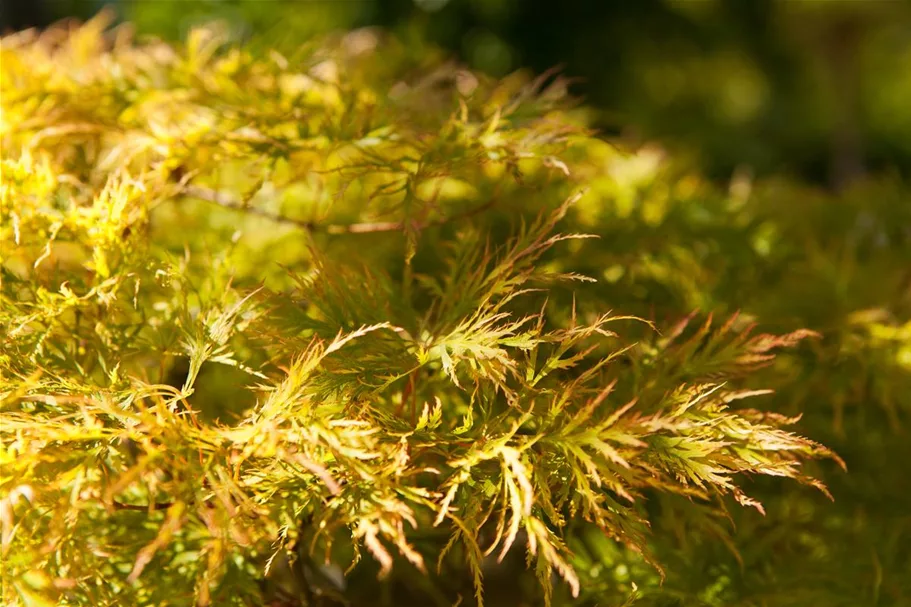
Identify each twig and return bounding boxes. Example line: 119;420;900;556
180;184;496;235
112;499;174;512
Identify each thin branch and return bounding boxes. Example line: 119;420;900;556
112;500;174;512
180;184;496;235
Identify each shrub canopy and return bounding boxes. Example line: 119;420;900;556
2;15;910;607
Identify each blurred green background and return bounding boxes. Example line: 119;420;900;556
3;0;911;188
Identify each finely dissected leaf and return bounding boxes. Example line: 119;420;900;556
5;14;898;607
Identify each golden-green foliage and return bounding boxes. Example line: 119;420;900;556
2;14;909;607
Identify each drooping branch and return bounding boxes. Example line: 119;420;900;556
180;184;496;235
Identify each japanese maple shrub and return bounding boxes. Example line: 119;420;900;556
0;16;853;607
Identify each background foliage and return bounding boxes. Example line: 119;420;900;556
2;5;911;607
